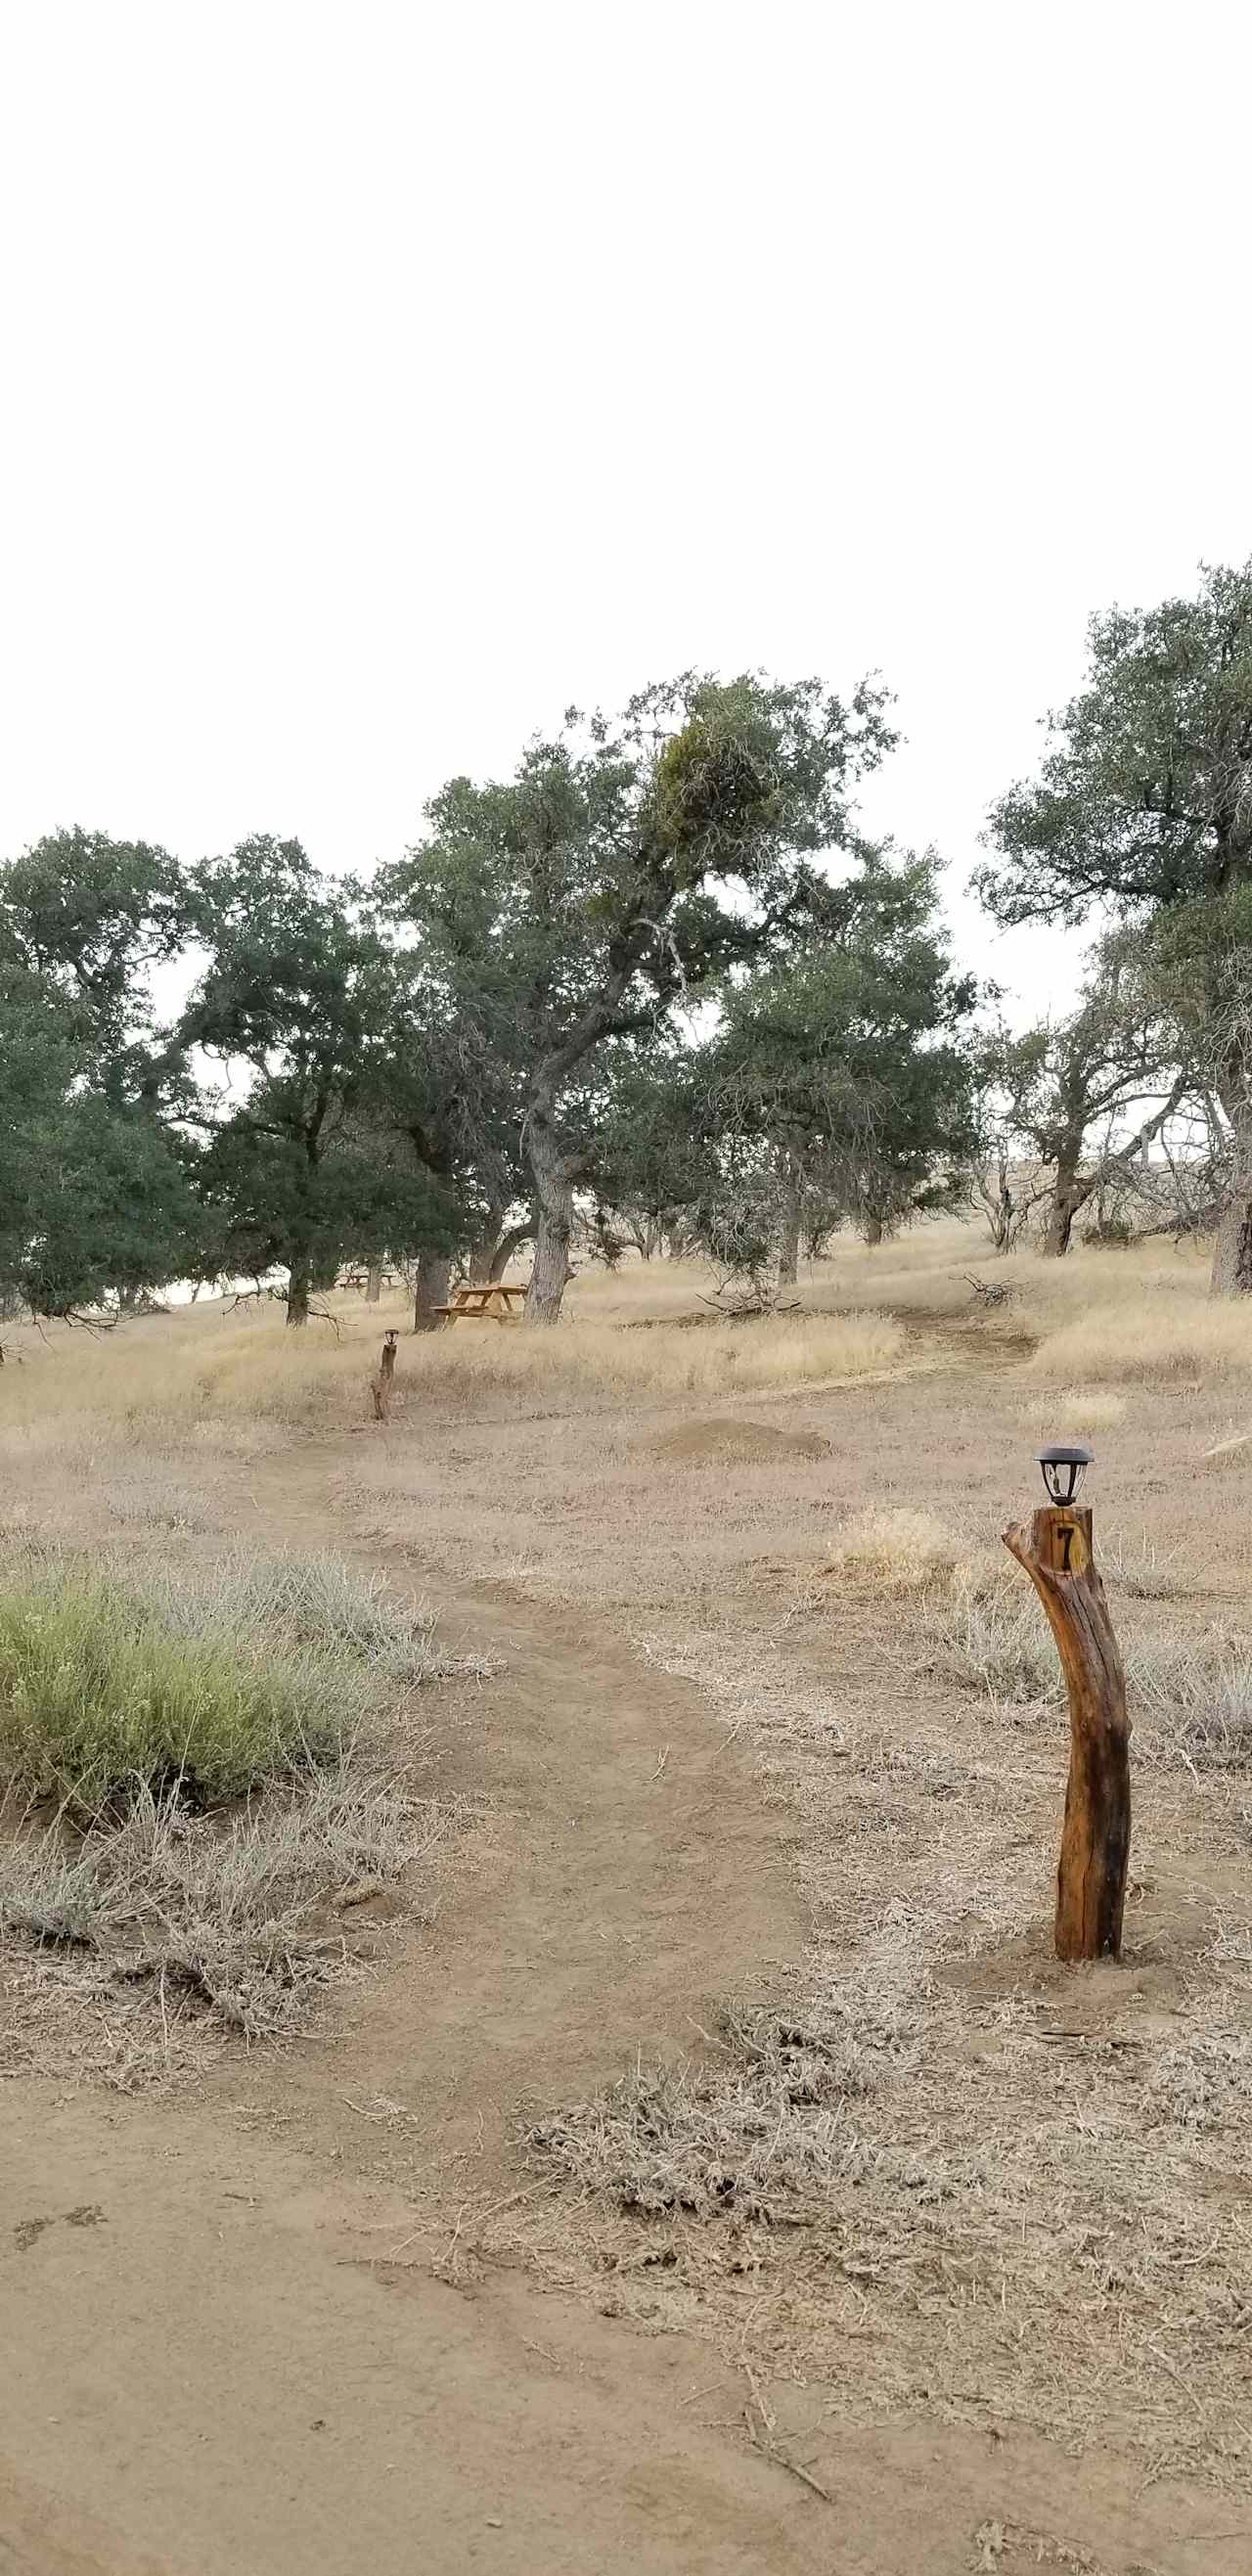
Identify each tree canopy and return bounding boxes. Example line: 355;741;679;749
381;672;899;1316
8;604;1250;1330
979;559;1252;1289
182;837;441;1322
978;563;1252;929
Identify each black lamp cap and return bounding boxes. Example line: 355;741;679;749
1036;1444;1094;1468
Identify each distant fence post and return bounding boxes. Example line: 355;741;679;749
370;1330;399;1423
1004;1448;1131;1962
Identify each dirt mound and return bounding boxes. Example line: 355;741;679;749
648;1416;829;1466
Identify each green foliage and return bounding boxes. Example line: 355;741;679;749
21;1097;203;1315
0;1567;345;1813
0;672;954;1322
0;950;203;1316
979;560;1252;928
0;830;207;1313
0;963;82;1304
183;837;445;1313
703;845;977;1241
976;565;1252;1281
1;827;198;1089
381;672;897;1315
583;1044;715;1240
650;697;780;875
1144;882;1252;1082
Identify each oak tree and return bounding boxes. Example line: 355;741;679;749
381;672;895;1321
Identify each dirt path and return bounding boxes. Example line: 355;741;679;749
3;1430;1247;2574
2;1432;821;2576
222;1434;802;2189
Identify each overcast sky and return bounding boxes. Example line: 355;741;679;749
1;1;1247;1023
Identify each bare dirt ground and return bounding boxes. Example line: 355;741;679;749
4;1243;1252;2572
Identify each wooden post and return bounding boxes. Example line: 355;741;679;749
370;1330;399;1422
1003;1504;1131;1962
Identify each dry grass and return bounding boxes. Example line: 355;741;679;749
1127;1631;1252;1773
925;1559;1061;1712
0;1560;359;1812
2;1756;455;2080
317;1230;1252;2485
1018;1386;1128;1433
823;1505;958;1592
0;1542;475;1815
928;1561;1252;1769
531;1989;911;2222
0;1222;1233;1443
0;1293;906;1431
517;1612;1252;2484
1030;1294;1252;1386
0;1540;470;2082
5;1222;1252;2476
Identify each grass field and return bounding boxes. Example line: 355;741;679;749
3;1217;1252;2523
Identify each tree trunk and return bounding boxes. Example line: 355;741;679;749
287;1263;311;1328
778;1163;801;1288
468;1201;507;1286
1210;1189;1252;1294
864;1215;883;1248
365;1264;383;1304
413;1246;451;1332
525;1117;574;1325
1004;1505;1131;1961
490;1220;533;1283
1043;1169;1085;1259
1210;1095;1252;1293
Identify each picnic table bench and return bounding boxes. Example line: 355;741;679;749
430;1282;527;1323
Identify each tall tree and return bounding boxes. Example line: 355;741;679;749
1;827;196;1098
581;1040;712;1263
703;846;976;1279
380;961;532;1328
381;672;895;1322
0;962;81;1312
0;832;205;1312
977;562;1252;1288
183;836;441;1323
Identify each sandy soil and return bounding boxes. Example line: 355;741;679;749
3;1404;1251;2571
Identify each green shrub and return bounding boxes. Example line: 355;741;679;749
0;1569;347;1811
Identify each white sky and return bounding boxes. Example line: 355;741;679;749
1;0;1248;1026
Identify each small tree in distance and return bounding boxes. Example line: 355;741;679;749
992;938;1189;1257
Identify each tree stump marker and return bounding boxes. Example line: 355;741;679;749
1003;1503;1131;1961
370;1330;399;1422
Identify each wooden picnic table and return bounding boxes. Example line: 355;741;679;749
431;1282;527;1323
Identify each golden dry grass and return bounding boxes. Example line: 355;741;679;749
314;1230;1252;2487
0;1282;905;1435
820;1504;958;1590
1017;1385;1128;1432
1;1222;1244;1448
5;1219;1252;2480
1029;1292;1252;1384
